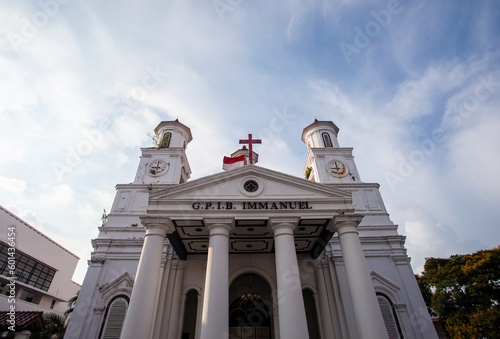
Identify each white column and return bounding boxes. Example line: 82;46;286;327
120;218;173;339
328;256;352;338
152;250;173;339
167;262;185;339
332;215;389;339
315;260;337;339
176;293;188;339
159;260;179;337
199;219;232;339
270;219;309;339
196;293;203;339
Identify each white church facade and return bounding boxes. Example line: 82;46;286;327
65;119;438;339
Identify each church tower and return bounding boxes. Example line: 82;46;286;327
302;119;361;183
230;145;259;165
134;119;192;184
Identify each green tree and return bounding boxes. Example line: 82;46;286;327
30;291;79;338
416;246;500;338
30;312;66;339
64;291;79;320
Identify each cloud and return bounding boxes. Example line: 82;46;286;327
2;205;46;231
447;109;500;198
0;175;27;195
0;57;38;111
0;0;499;286
405;213;486;273
40;184;75;207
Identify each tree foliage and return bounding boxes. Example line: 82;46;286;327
64;290;79;319
30;312;66;339
416;246;500;338
30;291;79;338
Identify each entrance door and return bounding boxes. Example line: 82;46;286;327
229;298;271;339
229;273;273;339
229;326;270;339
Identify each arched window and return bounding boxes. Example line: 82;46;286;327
322;132;332;147
99;295;129;339
160;132;171;148
377;293;403;339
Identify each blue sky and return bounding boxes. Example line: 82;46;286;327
1;0;499;284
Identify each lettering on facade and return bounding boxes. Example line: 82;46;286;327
191;201;313;210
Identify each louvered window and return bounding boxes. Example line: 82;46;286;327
377;294;403;339
100;296;129;339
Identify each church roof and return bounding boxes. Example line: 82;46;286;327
301;119;339;142
0;311;46;332
154;120;193;142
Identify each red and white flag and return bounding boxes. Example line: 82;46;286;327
223;155;245;171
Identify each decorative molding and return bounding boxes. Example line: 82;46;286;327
97;273;134;310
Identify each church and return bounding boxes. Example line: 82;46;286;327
65;119;438;339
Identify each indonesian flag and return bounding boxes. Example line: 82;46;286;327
223;155;245;171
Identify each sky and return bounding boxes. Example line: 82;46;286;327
0;0;499;285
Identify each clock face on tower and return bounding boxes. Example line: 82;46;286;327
327;160;347;177
148;160;169;176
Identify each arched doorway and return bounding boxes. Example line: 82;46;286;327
181;289;199;339
302;289;321;339
229;273;273;339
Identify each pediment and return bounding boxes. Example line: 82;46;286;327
149;165;352;204
144;166;355;261
99;272;133;300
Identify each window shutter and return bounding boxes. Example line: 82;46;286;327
377;295;401;339
102;297;128;339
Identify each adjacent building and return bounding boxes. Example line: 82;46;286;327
0;206;80;318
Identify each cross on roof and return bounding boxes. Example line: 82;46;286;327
239;134;261;164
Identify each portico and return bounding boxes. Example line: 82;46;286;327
120;165;388;339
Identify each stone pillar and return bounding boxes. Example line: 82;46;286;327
176;293;189;339
120;217;173;339
153;250;174;339
332;215;388;339
270;218;309;339
315;260;337;339
167;262;185;339
196;292;203;339
199;219;233;339
159;260;181;337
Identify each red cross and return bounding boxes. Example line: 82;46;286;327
239;134;262;163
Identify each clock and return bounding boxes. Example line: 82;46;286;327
327;160;347;177
148;160;169;176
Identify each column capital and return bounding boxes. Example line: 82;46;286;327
269;217;300;235
204;218;234;235
330;214;364;234
140;216;175;235
318;258;329;269
204;217;234;227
